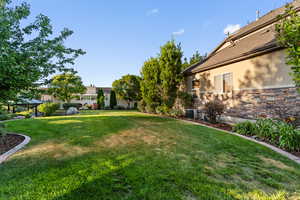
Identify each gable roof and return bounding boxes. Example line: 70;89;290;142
183;0;300;75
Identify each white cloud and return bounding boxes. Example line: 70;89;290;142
172;29;185;36
147;8;159;16
223;24;240;35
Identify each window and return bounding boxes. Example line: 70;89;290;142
223;73;233;92
214;74;223;93
214;73;233;93
192;79;200;98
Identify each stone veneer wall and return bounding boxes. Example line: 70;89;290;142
193;87;300;120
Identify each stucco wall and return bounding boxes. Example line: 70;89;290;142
187;49;294;95
185;50;299;120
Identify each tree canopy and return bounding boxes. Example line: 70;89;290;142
112;74;141;107
159;40;183;108
182;51;205;70
139;40;193;113
0;0;85;103
276;5;300;93
48;73;86;103
140;57;161;111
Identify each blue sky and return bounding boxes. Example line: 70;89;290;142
23;0;291;87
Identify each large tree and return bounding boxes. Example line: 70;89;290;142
140;57;161;111
97;88;105;109
112;74;141;108
0;0;85;103
276;5;300;93
159;40;183;108
48;73;86;103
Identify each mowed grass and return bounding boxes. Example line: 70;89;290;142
1;111;300;200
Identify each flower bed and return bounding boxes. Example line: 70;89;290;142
233;119;300;157
0;134;25;155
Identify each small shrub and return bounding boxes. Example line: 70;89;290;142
177;91;193;108
137;100;146;112
17;110;32;118
276;121;300;151
169;109;184;118
145;103;159;113
235;118;300;152
0;112;17;121
0;123;7;144
233;121;256;136
255;119;279;144
63;103;82;110
0;114;11;121
155;105;170;115
92;103;98;110
38;103;60;116
204;100;225;123
113;105;125;110
0;108;7;115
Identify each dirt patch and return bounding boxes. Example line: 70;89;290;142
0;134;25;155
213;153;236;168
96;128;163;148
259;156;293;170
14;141;90;159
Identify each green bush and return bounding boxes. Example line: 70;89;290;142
17;110;33;118
276;121;300;151
235;118;300;152
233;121;256;136
38;103;60;116
137;100;146;112
204;100;225;123
0;113;17;121
0;114;11;121
169;109;184;118
145;103;159;114
177;91;193;108
255;119;279;144
155;105;170;115
113;105;126;110
63;103;82;110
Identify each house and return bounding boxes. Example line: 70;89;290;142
40;85;134;109
183;1;300;122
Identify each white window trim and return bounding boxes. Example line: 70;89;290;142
213;72;233;95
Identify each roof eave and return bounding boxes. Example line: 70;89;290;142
186;46;284;75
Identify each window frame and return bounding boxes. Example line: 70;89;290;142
214;72;233;94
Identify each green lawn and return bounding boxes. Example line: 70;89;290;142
1;111;300;200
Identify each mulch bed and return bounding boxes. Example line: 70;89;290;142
181;118;233;131
0;134;25;155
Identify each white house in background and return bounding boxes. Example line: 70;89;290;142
40;85;135;109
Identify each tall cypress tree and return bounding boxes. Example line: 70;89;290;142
109;90;117;109
159;40;183;108
97;88;105;109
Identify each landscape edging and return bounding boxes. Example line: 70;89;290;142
180;119;300;165
0;134;31;164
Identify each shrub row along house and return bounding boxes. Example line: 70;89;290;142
183;1;300;123
41;85;134;109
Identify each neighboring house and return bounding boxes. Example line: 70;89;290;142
40;85;134;109
183;1;300;122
